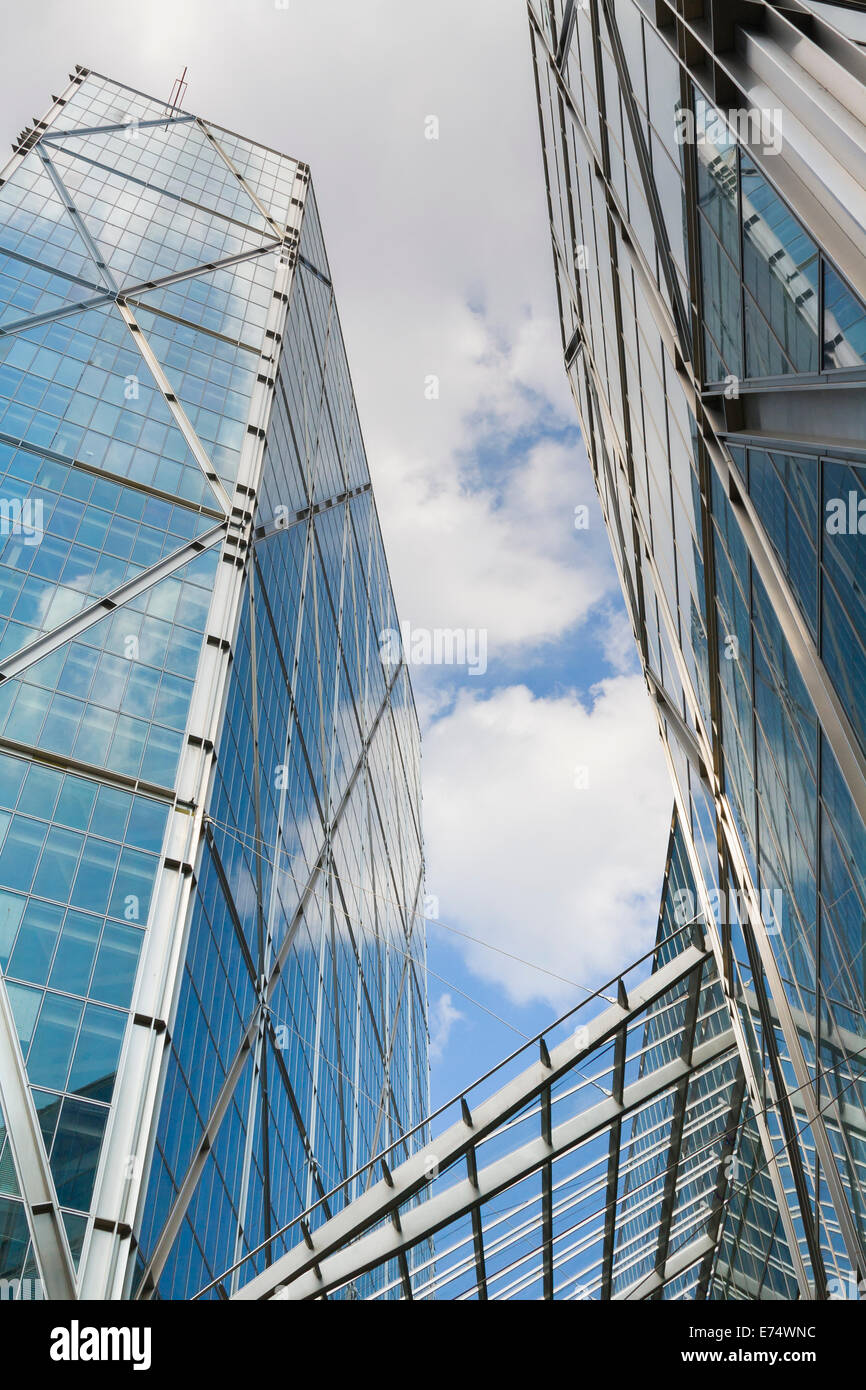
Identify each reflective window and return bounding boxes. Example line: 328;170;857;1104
823;263;866;369
694;94;742;382
741;156;819;376
747;450;818;637
0;546;218;785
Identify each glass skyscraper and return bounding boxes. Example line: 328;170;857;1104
527;0;866;1298
0;67;428;1300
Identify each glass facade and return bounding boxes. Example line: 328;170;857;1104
0;68;427;1300
527;0;866;1298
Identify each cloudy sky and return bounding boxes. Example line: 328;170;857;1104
0;0;673;1102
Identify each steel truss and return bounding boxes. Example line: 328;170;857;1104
185;925;751;1300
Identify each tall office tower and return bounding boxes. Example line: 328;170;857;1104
528;0;866;1297
0;68;428;1300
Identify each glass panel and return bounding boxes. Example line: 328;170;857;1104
5;982;40;1052
48;911;101;995
698;215;743;380
48;1097;108;1211
741;156;818;376
823;263;866;370
67;1002;126;1102
26;994;83;1090
822;459;866;757
6;901;64;986
0;1198;31;1280
747;449;818;637
89;922;141;1007
0;892;26;969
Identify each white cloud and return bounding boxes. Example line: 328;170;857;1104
429;992;464;1061
423;678;673;1008
373;413;613;658
597;603;642;676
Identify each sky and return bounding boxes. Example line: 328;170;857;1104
0;0;673;1108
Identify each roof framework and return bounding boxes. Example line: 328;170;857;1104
197;925;759;1301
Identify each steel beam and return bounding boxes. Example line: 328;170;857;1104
240;1028;735;1301
614;1233;717;1300
600;1023;626;1300
228;943;728;1300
